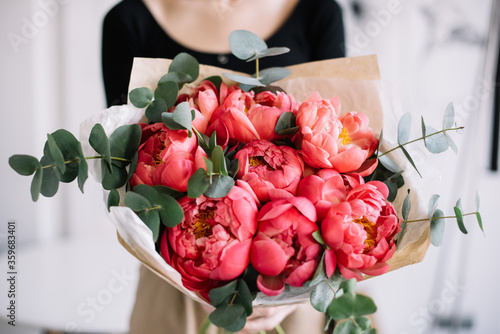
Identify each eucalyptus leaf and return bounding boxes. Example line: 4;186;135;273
204;175;235;198
209;280;238;307
107;189;120;211
235;280;254;316
146;98;168;123
401;146;422;177
333;320;360;334
209;304;246;329
311;280;336;313
187;168;209;198
431;209;445;247
124;191;152;212
47;133;66;174
443;102;455;129
129;87;153;108
31;167;43;202
162;112;187;131
89;123;112;170
402;189;411;222
383;180;398;202
397;113;411;145
258;67;291;85
9;155;40;176
172;102;193;134
246;47;290;61
454;198;467;234
424;125;449;154
169;52;199;82
203;75;223;91
340;279;356;294
476;212;484;234
77;156;88;193
101;162;128;190
211;145;228;176
327;292;377;321
40;154;59;197
354;316;372;331
159;72;193;87
377;155;403;174
275;112;298;135
154;80;179;109
138;209;160;242
132;184;184;228
108;124;142;168
312;230;325;245
428;194;440;221
444;132;458;154
229;30;267;61
223;72;264;87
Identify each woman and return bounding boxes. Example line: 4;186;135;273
102;0;345;332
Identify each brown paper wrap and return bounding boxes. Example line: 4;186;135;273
114;55;431;304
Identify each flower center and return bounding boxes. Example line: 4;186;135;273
193;209;215;239
249;156;275;171
339;128;351;145
353;216;376;252
154;142;167;166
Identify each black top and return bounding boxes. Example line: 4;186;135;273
102;0;345;107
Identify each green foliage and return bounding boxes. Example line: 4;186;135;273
9;155;40;176
275;112;299;136
454;198;467;234
129;87;154;108
89;124;112;171
168;52;200;84
430;209;445;247
208;279;255;332
162;101;194;136
107;189;120;210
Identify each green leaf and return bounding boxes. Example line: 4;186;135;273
101;162;128;190
203;75;223;91
401;146;422;177
138;209;161;242
428;194;440;221
40;155;59;197
204;175;235;198
209;304;246;329
247;47;290;61
328;292;377;321
229;30;267;61
108;124;142;168
402;189;411;222
172;102;194;134
397;113;411;145
159;72;193;87
383;179;398;202
146;98;168;123
235;280;254;316
169;52;199;82
424;126;449;154
377;155;402;174
476;212;484;234
275;112;299;135
444;132;458;154
31;167;43;202
132;184;184;228
187;168;210;198
258;67;291;85
443;102;455;129
107;189;120;210
333;319;361;334
223;72;265;87
454;198;467;234
129;87;153;108
124;191;152;212
430;209;445;247
340;279;356;294
47;133;66;174
209;280;238;307
354;316;372;331
9;155;40;176
312;230;325;245
311;280;336;313
77;156;88;193
89;124;112;171
154;80;179;110
211;145;228;176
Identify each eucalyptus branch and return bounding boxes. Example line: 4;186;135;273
379;126;464;157
255;58;260;80
406;212;477;224
41;155;131;170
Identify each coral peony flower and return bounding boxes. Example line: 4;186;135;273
295;92;378;174
321;181;400;280
129;123;201;192
161;184;259;299
235;140;304;203
297;169;364;220
250;197;321;296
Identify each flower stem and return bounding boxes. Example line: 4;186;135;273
379;126;464;157
406;212;477;224
198;317;212;334
275;324;286;334
41;156;130;169
255;58;260;79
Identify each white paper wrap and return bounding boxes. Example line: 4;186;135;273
79;55;438;306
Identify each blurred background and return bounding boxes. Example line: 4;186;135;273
0;0;499;333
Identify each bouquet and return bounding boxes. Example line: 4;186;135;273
9;30;483;334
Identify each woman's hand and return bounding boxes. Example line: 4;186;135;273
239;304;298;333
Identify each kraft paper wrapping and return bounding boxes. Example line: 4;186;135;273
82;55;435;306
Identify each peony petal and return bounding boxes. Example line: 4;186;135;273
286;259;319;287
251;235;288;276
256;274;285;296
213;239;251;281
324;249;337;278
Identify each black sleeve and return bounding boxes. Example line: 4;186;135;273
308;0;346;60
102;3;138;107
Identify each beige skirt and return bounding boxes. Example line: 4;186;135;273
129;265;327;334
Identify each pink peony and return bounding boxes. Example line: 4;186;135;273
295;92;378;174
129;123;203;192
161;184;259;299
250;197;321;296
235;140;304;203
321;181;400;280
297;169;364;220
